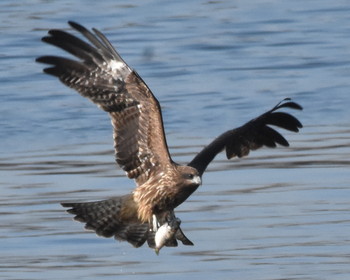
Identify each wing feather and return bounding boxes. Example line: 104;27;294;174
189;98;303;175
36;21;172;185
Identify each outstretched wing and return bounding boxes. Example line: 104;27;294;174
188;98;303;176
36;21;172;186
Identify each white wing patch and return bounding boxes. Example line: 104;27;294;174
108;60;131;78
109;60;125;71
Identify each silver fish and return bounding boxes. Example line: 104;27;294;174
154;218;181;254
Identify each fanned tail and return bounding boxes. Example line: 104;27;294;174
61;194;194;249
61;194;149;247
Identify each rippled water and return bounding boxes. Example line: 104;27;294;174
1;1;350;279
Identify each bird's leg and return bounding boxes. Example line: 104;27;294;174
154;214;182;255
151;211;182;232
152;214;160;232
165;211;181;225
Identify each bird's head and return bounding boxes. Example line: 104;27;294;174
168;165;201;209
178;165;202;186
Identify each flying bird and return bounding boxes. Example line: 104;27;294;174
36;21;303;253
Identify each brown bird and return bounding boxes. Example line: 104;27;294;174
36;21;303;253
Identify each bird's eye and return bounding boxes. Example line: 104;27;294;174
185;174;194;180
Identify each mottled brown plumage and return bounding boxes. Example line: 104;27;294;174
36;21;302;253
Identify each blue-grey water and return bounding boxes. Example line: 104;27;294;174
1;1;350;279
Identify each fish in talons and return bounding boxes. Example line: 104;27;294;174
154;218;181;255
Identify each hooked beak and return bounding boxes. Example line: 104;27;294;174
193;175;202;185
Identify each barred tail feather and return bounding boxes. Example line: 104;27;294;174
61;194;149;247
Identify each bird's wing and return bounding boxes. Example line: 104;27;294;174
36;21;172;186
188;98;303;176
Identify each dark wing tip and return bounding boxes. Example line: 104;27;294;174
267;112;303;132
68;20;77;26
35;56;45;63
68;21;83;31
274;98;303;111
35;55;58;64
284;101;303;111
41;35;50;43
189;98;303;174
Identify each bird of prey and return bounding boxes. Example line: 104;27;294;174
36;21;302;253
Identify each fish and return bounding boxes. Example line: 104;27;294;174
154;218;181;255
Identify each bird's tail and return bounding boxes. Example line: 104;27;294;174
61;194;194;249
61;194;150;247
